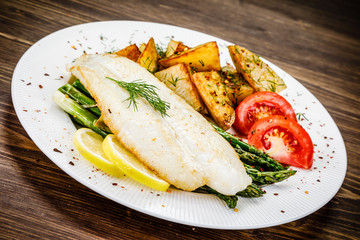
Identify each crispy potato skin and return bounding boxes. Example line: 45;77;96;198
154;63;205;112
115;44;141;62
159;41;221;72
228;45;286;93
192;71;235;130
137;37;159;73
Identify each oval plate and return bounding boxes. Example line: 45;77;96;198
11;21;347;229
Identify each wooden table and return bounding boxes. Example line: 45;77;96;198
1;0;359;239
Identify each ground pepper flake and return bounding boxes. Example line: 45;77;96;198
53;148;62;153
112;183;118;186
69;161;74;166
281;210;285;213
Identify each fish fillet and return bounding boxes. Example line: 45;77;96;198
67;54;252;195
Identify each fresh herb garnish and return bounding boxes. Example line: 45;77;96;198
168;75;184;87
296;112;308;121
156;43;166;58
199;59;205;67
100;34;107;41
141;56;154;72
266;67;275;77
106;77;170;117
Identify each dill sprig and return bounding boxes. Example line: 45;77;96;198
106;77;170;117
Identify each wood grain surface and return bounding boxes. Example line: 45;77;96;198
1;0;359;239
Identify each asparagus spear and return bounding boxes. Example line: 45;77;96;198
235;146;285;172
237;184;265;198
198;183;266;208
244;164;296;186
212;124;285;171
197;185;239;209
52;91;109;138
59;84;101;117
72;79;92;98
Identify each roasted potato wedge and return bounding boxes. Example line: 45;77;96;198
192;71;235;130
115;44;141;62
228;45;286;93
139;43;146;53
137;37;158;73
159;41;221;72
221;65;254;107
165;40;190;57
155;63;205;112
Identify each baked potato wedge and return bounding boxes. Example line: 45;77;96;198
159;41;221;72
221;65;254;107
192;71;235;130
137;37;158;73
228;45;286;93
155;63;205;112
165;40;190;57
115;44;141;62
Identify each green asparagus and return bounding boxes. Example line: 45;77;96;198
198;183;266;208
237;184;265;198
53;91;109;138
235;146;285;172
244;164;296;186
72;79;92;98
197;185;239;209
59;84;101;117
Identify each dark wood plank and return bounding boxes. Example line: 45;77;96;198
1;0;359;239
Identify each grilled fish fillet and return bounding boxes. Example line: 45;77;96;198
67;54;252;195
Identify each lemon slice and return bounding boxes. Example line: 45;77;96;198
73;128;123;178
102;134;170;192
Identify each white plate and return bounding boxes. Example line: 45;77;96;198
12;21;347;229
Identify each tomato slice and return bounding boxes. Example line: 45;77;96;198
233;91;297;135
247;116;313;169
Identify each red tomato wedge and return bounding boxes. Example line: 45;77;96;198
233;91;297;135
247;116;313;169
